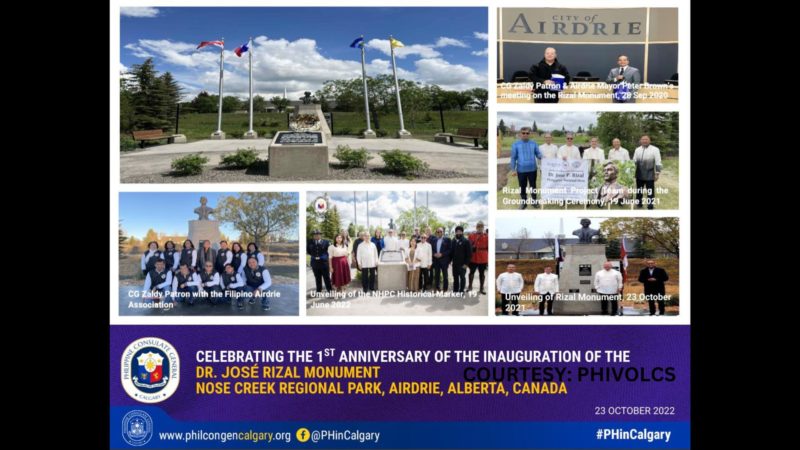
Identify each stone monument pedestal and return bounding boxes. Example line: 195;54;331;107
377;251;407;291
433;133;448;143
243;130;259;139
210;131;226;140
396;129;413;139
173;134;187;143
362;129;377;139
296;103;331;138
269;131;329;178
553;244;607;315
188;220;222;249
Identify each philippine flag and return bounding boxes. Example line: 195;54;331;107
197;40;224;50
234;41;249;57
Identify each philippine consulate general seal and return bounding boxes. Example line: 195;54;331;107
121;337;180;403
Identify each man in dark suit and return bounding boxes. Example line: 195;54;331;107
431;227;452;291
638;259;669;316
450;226;473;293
308;230;332;293
606;54;641;103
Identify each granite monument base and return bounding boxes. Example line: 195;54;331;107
396;129;413;139
377;251;407;291
362;130;377;139
188;220;222;250
269;131;329;178
173;134;187;143
210;131;226;140
552;244;607;315
243;130;259;139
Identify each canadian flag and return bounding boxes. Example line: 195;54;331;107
197;40;224;49
620;236;629;282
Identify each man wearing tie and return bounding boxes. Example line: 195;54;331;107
308;230;332;293
431;228;452;291
638;260;670;316
606;55;641;103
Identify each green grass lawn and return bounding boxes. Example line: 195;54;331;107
123;111;487;148
498;156;679;210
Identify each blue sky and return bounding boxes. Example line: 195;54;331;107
119;192;299;239
121;7;488;100
308;191;488;229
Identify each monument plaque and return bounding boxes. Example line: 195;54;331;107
269;131;329;178
380;251;404;263
578;264;592;276
275;132;323;145
377;251;407;291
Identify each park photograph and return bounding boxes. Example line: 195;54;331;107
496;112;679;210
305;191;489;316
119;7;489;183
496;6;679;104
494;217;680;317
118;192;299;316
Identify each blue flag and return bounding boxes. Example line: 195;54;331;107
350;37;364;48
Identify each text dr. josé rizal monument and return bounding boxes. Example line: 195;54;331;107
189;197;222;249
552;218;616;315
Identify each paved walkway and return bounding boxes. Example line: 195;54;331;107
305;268;487;316
120;138;487;181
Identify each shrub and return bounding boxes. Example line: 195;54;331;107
335;127;352;136
380;150;429;176
219;148;260;169
375;129;389;137
120;136;137;152
480;138;489;150
171;154;208;176
269;129;278;137
334;145;373;168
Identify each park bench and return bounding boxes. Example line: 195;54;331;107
131;129;179;148
439;128;488;147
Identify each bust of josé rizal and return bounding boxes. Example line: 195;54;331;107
194;196;215;221
572;218;600;244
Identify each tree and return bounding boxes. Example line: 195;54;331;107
586;123;595;136
143;228;160;245
532;121;538;133
216;193;298;262
269;95;289;113
467;88;488;110
306;203;322;240
190;91;218;113
321;206;341;240
396;206;444;233
126;58;169;130
252;95;267;113
157;72;182;130
512;227;530;260
577;125;583;134
347;222;356;238
498;119;507;136
600;218;679;258
119;221;128;255
595;112;644;150
222;95;240;113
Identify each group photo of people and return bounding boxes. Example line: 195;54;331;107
306;191;489;316
497;7;678;104
119;192;300;316
494;217;679;316
496;112;679;210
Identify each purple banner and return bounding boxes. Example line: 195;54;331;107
111;326;689;423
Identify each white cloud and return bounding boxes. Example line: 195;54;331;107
366;39;440;59
471;49;488;57
473;32;489;41
434;37;468;48
414;58;486;91
121;7;160;18
123;36;484;99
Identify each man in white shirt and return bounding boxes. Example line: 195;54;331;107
383;229;400;252
398;231;410;252
416;233;433;291
539;133;559;159
172;263;201;305
607;138;630;161
633;135;663;210
594;261;623;315
356;233;379;293
582;137;605;161
557;133;582;160
534;266;559;316
496;263;524;316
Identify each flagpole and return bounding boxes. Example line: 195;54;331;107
212;38;225;139
360;36;375;139
389;36;411;139
244;37;257;139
